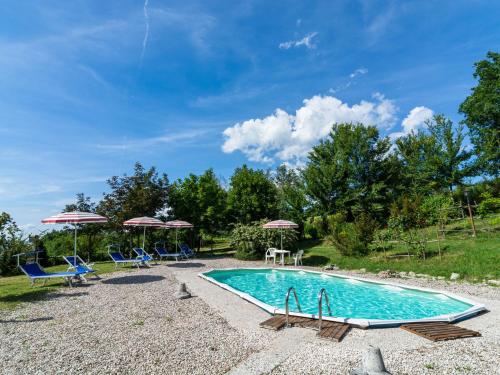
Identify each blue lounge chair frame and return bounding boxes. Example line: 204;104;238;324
154;242;183;261
132;247;156;266
14;252;84;287
63;255;100;281
179;243;195;259
108;245;142;269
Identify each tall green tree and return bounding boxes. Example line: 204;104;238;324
303;123;398;221
227;165;279;224
274;165;308;231
98;162;170;231
426;115;475;191
169;169;227;243
459;51;500;177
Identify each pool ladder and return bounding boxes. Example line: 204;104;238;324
284;287;302;327
284;287;333;335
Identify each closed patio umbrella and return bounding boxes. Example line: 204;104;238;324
165;220;193;252
41;212;108;266
123;217;165;249
262;220;298;250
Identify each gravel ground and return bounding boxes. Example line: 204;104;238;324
0;265;266;375
1;257;499;375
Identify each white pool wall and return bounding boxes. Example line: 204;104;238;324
199;267;487;328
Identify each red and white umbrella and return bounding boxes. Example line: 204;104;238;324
263;220;298;250
42;212;108;265
123;216;165;249
165;220;193;251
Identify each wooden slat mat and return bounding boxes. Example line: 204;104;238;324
260;315;350;342
401;322;481;341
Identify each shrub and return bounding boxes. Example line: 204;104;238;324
477;192;500;216
420;194;459;225
327;213;377;256
0;212;30;276
230;220;298;260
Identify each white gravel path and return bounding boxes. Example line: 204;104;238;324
1;257;499;375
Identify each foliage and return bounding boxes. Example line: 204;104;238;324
230;220;298;260
169;169;227;247
274;165;308;234
303;123;399;222
477;192;500;216
326;213;377;256
420;193;459;225
227;165;279;224
0;213;30;276
459;51;500;177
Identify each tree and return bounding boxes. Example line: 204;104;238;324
227;165;279;224
169;169;227;246
303;123;398;221
0;212;29;275
98;162;170;243
395;131;437;194
426;115;475;191
459;51;500;176
274;165;308;233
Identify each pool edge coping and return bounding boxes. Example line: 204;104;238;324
198;267;487;328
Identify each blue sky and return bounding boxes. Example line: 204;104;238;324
1;0;499;232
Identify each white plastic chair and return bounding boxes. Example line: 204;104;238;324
265;248;277;264
293;250;304;266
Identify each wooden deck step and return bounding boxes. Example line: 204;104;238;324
401;322;481;342
259;315;287;331
259;314;351;342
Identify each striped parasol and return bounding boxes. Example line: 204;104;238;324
42;212;108;265
165;220;194;251
124;217;165;249
262;220;299;250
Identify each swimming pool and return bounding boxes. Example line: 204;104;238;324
200;268;486;327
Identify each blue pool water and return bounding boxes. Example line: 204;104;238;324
203;269;473;321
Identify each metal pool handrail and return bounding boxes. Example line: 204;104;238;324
317;288;332;334
285;287;302;327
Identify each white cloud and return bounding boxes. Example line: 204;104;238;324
389;106;434;140
279;32;318;50
140;0;150;63
222;94;398;163
329;67;369;94
96;129;209;151
349;68;368;78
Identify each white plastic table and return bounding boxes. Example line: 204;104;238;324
274;249;290;265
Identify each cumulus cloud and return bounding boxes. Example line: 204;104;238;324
222;94;398;163
389;106;434;139
279;32;318;49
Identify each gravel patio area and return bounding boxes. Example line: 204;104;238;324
1;257;499;375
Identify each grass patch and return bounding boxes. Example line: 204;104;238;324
0;261;132;311
300;231;499;281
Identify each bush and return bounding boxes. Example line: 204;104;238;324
327;213;377;256
420;194;459;225
230;220;298;260
477;192;500;216
0;212;30;275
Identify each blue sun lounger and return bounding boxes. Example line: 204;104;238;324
132;248;156;266
179;244;195;259
154;243;183;261
108;251;143;268
19;262;84;287
63;255;99;281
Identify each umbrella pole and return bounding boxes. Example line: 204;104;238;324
142;226;146;249
74;225;78;266
281;228;283;250
176;229;178;252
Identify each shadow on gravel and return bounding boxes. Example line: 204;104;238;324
0;316;54;324
47;292;89;299
167;262;206;268
102;275;165;285
0;290;89;306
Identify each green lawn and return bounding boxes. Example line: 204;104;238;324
0;261;133;311
300;233;499;281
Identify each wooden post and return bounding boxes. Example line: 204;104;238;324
436;225;442;260
465;191;477;237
